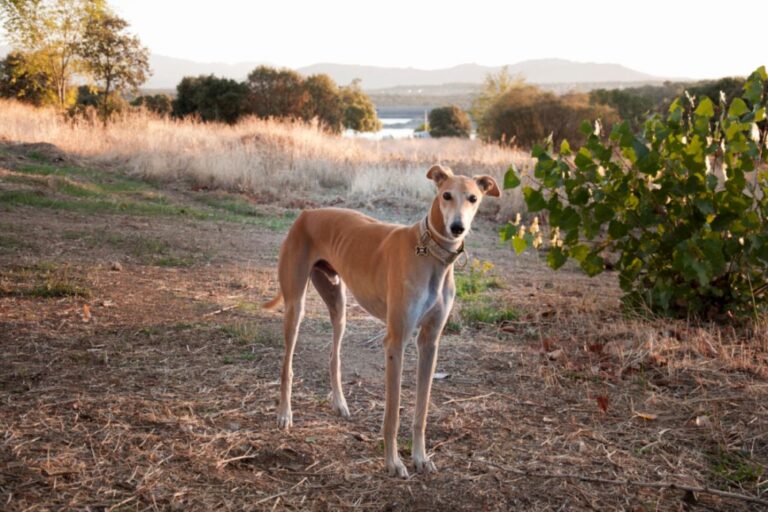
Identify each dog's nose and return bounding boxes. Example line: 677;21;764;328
450;223;465;236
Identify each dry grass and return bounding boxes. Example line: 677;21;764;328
0;100;531;213
2;114;767;511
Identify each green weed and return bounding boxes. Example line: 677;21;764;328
1;262;90;298
154;255;195;267
220;322;281;346
460;303;518;327
708;448;765;488
0;233;32;252
454;259;500;299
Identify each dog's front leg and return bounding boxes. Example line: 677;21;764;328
412;310;447;473
383;332;408;478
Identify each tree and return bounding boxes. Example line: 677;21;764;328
302;73;344;132
173;75;249;124
1;0;106;106
480;84;618;147
428;105;471;138
246;65;307;119
470;67;524;134
131;93;172;116
0;50;54;105
78;12;149;124
340;79;381;132
589;88;659;129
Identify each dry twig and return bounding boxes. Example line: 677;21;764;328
480;459;768;507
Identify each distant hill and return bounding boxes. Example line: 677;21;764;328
0;45;664;91
298;59;660;89
146;54;270;90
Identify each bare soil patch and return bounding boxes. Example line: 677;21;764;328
1;145;766;511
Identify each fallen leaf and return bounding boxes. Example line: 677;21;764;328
433;372;450;380
596;395;609;413
541;338;557;352
634;411;657;421
587;343;604;354
546;349;564;361
82;304;91;323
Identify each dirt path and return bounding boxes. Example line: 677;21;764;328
1;146;767;511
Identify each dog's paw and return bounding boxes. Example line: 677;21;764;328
387;458;410;479
331;396;351;419
276;409;293;429
414;455;437;474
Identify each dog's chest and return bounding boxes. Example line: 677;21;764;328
409;271;445;323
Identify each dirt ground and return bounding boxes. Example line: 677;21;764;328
1;142;767;511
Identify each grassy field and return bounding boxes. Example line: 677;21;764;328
1;113;767;510
0;100;530;215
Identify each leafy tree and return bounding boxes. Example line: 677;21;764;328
340;79;381;132
503;67;768;320
428;105;471;138
302;73;344;132
131;93;172;116
173;74;248;124
688;77;746;117
471;67;525;134
246;65;307;119
1;0;106;106
589;88;659;129
482;84;618;147
0;50;54;105
77;12;149;124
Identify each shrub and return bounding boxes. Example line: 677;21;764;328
173;75;248;124
429;105;471;138
131;94;173;116
69;84;127;121
503;67;768;320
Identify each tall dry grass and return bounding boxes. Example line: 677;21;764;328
0;100;531;213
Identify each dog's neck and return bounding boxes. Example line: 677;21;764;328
428;198;464;251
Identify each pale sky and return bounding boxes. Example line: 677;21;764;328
6;0;768;79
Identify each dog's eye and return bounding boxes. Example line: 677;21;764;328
442;192;452;201
468;195;478;204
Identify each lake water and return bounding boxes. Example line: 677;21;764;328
344;116;420;140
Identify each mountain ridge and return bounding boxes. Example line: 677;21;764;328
0;45;666;90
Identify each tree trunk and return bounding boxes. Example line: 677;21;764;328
102;78;111;127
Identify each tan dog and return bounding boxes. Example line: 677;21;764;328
263;165;500;477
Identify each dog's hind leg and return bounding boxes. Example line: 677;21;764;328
276;253;311;430
310;266;350;418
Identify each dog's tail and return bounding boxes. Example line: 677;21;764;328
262;290;283;310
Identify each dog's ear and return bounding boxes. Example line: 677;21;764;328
474;175;501;197
427;165;453;186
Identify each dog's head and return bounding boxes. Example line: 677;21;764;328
427;164;500;242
